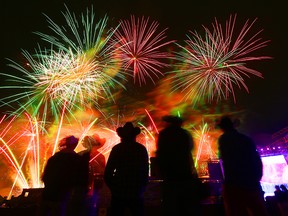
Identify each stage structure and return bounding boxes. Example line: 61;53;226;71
257;126;288;196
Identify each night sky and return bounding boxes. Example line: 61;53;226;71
1;0;287;142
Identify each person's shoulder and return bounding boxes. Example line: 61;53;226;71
111;143;122;150
136;142;147;149
159;126;171;133
135;142;148;155
182;127;191;134
221;129;241;138
46;151;71;164
218;133;233;147
238;132;254;143
49;151;62;160
64;151;82;161
218;135;226;148
53;151;62;156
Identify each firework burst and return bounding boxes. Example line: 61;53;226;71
34;5;128;102
113;15;175;85
168;14;271;104
0;6;127;124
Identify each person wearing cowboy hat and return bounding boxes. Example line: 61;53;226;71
40;135;87;216
78;134;107;189
155;115;202;216
217;115;269;216
104;122;149;216
78;134;107;214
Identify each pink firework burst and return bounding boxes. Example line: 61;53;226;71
169;14;272;104
114;15;175;86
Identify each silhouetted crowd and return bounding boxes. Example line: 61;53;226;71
274;185;288;202
1;115;287;216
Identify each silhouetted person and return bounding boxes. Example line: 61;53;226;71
217;116;269;216
90;134;106;170
156;115;202;216
280;185;288;201
275;185;284;202
104;122;149;216
0;195;5;206
39;135;87;216
79;134;106;215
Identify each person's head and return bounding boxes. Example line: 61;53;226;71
59;135;79;151
93;134;106;148
280;184;288;191
116;122;141;141
82;135;97;150
162;115;183;127
216;116;238;131
82;134;106;150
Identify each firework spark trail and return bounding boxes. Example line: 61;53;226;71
144;109;159;134
193;122;209;168
0;113;47;196
37;5;113;54
0;138;28;189
25;113;41;187
169;14;271;104
89;142;113;163
0;115;19;153
0;115;28;159
76;117;99;151
10;136;36;196
192;120;218;168
114;15;175;85
137;122;155;141
89;129;118;163
52;100;67;155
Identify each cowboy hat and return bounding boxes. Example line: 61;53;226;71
116;122;141;138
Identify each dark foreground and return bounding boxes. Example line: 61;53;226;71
0;179;286;216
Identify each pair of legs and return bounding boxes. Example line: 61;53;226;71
161;181;202;216
109;196;144;216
